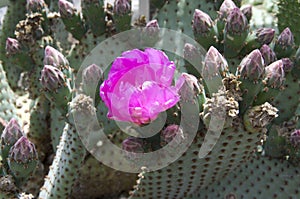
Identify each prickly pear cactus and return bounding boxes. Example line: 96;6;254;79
0;0;298;198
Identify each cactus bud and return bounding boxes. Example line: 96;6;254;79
26;0;45;12
281;58;293;72
8;136;38;185
177;73;204;105
274;27;295;58
114;0;131;15
264;60;285;88
1;119;24;147
44;46;69;68
183;43;198;61
40;65;65;91
219;0;237;20
183;43;203;76
225;8;248;35
277;27;294;48
238;49;264;81
160;124;184;144
8;136;38;164
122;137;144;160
82;64;103;96
5;38;21;55
145;19;159;35
260;44;277;66
58;0;75;18
0;118;24;173
290;129;300;147
241;5;252;21
193;9;213;34
203;46;228;79
256;28;275;45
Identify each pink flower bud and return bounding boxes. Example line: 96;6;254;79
40;65;65;91
114;0;131;15
5;38;20;55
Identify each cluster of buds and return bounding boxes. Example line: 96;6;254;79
0;119;38;184
40;46;69;93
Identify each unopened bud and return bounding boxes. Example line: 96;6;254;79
238;49;264;81
40;65;65;91
160;124;184;144
241;5;252;21
5;38;20;55
260;44;277;66
144;19;159;36
256;28;275;45
277;27;294;48
8;136;38;164
290;129;300;147
114;0;131;15
203;46;228;78
1;118;24;146
264;60;285;88
219;0;237;19
26;0;45;12
193;9;213;34
281;58;293;72
82;64;103;95
225;7;248;35
44;46;69;68
58;0;75;18
122;137;144;160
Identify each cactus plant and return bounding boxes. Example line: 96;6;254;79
0;0;298;198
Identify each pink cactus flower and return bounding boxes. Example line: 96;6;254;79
100;48;182;125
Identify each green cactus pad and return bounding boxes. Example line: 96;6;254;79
0;62;18;125
190;156;300;198
71;155;137;199
272;73;300;124
38;123;86;198
130;118;262;199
